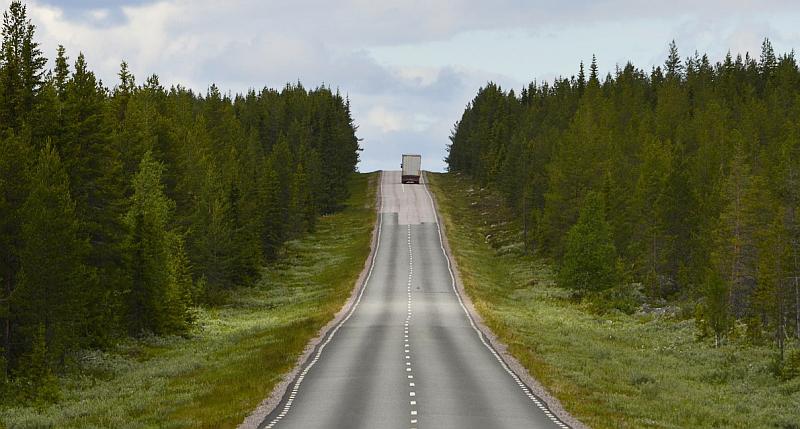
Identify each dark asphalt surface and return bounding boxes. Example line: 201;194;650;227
260;171;568;429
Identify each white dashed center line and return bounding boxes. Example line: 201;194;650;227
406;224;418;429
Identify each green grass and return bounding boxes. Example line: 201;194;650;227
0;172;378;429
427;172;800;429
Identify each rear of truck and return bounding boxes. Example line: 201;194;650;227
401;154;421;184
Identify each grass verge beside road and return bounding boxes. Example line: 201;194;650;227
1;172;378;429
427;172;800;429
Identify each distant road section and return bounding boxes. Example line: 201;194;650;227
259;171;567;429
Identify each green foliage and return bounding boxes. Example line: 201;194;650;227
124;151;188;335
0;172;375;428
696;270;733;347
429;171;800;429
14;144;87;364
0;1;46;130
780;348;800;380
559;191;621;296
0;1;360;402
0;132;32;371
12;324;60;406
446;39;800;350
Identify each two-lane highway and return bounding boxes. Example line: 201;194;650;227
259;171;568;429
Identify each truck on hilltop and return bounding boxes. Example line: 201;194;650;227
401;154;421;184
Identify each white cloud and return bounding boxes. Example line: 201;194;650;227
367;106;405;134
87;8;107;20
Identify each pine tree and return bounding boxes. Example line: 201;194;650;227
261;159;285;259
759;38;777;80
61;52;126;345
776;118;800;340
167;234;196;325
588;54;599;86
30;77;60;147
289;161;314;236
0;1;46;131
0;132;31;376
124;151;188;335
665;40;683;80
53;45;69;98
445;42;800;348
630;136;675;296
697;270;733;347
13;144;87;366
753;211;790;355
559;191;620;296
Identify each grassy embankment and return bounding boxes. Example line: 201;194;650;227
427;172;800;429
1;172;378;429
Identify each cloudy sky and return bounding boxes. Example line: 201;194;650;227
9;1;800;171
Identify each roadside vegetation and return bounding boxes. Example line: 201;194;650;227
0;0;361;411
429;172;800;428
0;172;377;428
446;40;800;374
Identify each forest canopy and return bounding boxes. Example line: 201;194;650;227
446;40;800;354
0;1;360;401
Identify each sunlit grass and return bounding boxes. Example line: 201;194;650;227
0;172;377;429
428;172;800;429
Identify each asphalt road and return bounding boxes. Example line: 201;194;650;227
260;171;568;429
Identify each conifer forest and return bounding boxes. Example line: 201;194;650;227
3;0;800;424
447;39;800;359
0;1;359;400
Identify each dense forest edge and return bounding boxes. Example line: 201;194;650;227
0;1;360;405
428;172;800;428
1;173;377;428
446;40;800;374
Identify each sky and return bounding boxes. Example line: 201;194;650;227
8;0;800;172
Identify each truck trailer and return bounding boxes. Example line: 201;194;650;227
401;154;421;184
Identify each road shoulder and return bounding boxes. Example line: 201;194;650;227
424;171;588;429
239;172;384;429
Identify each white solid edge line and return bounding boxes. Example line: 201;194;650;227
420;173;570;429
263;171;387;428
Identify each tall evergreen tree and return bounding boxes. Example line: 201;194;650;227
0;1;46;131
559;192;621;295
53;45;69;99
0;0;361;387
124;151;188;335
13;144;87;366
61;52;126;346
0;132;31;375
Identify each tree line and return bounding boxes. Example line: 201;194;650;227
0;2;359;402
446;40;800;360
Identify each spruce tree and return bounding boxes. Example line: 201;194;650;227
0;1;46;131
559;191;620;295
14;144;87;366
261;159;285;259
124;151;187;335
665;40;683;80
61;52;126;345
53;45;69;99
697;270;733;347
0;132;31;374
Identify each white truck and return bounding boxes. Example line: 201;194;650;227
401;154;421;184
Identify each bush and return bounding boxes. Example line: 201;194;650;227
590;281;644;314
